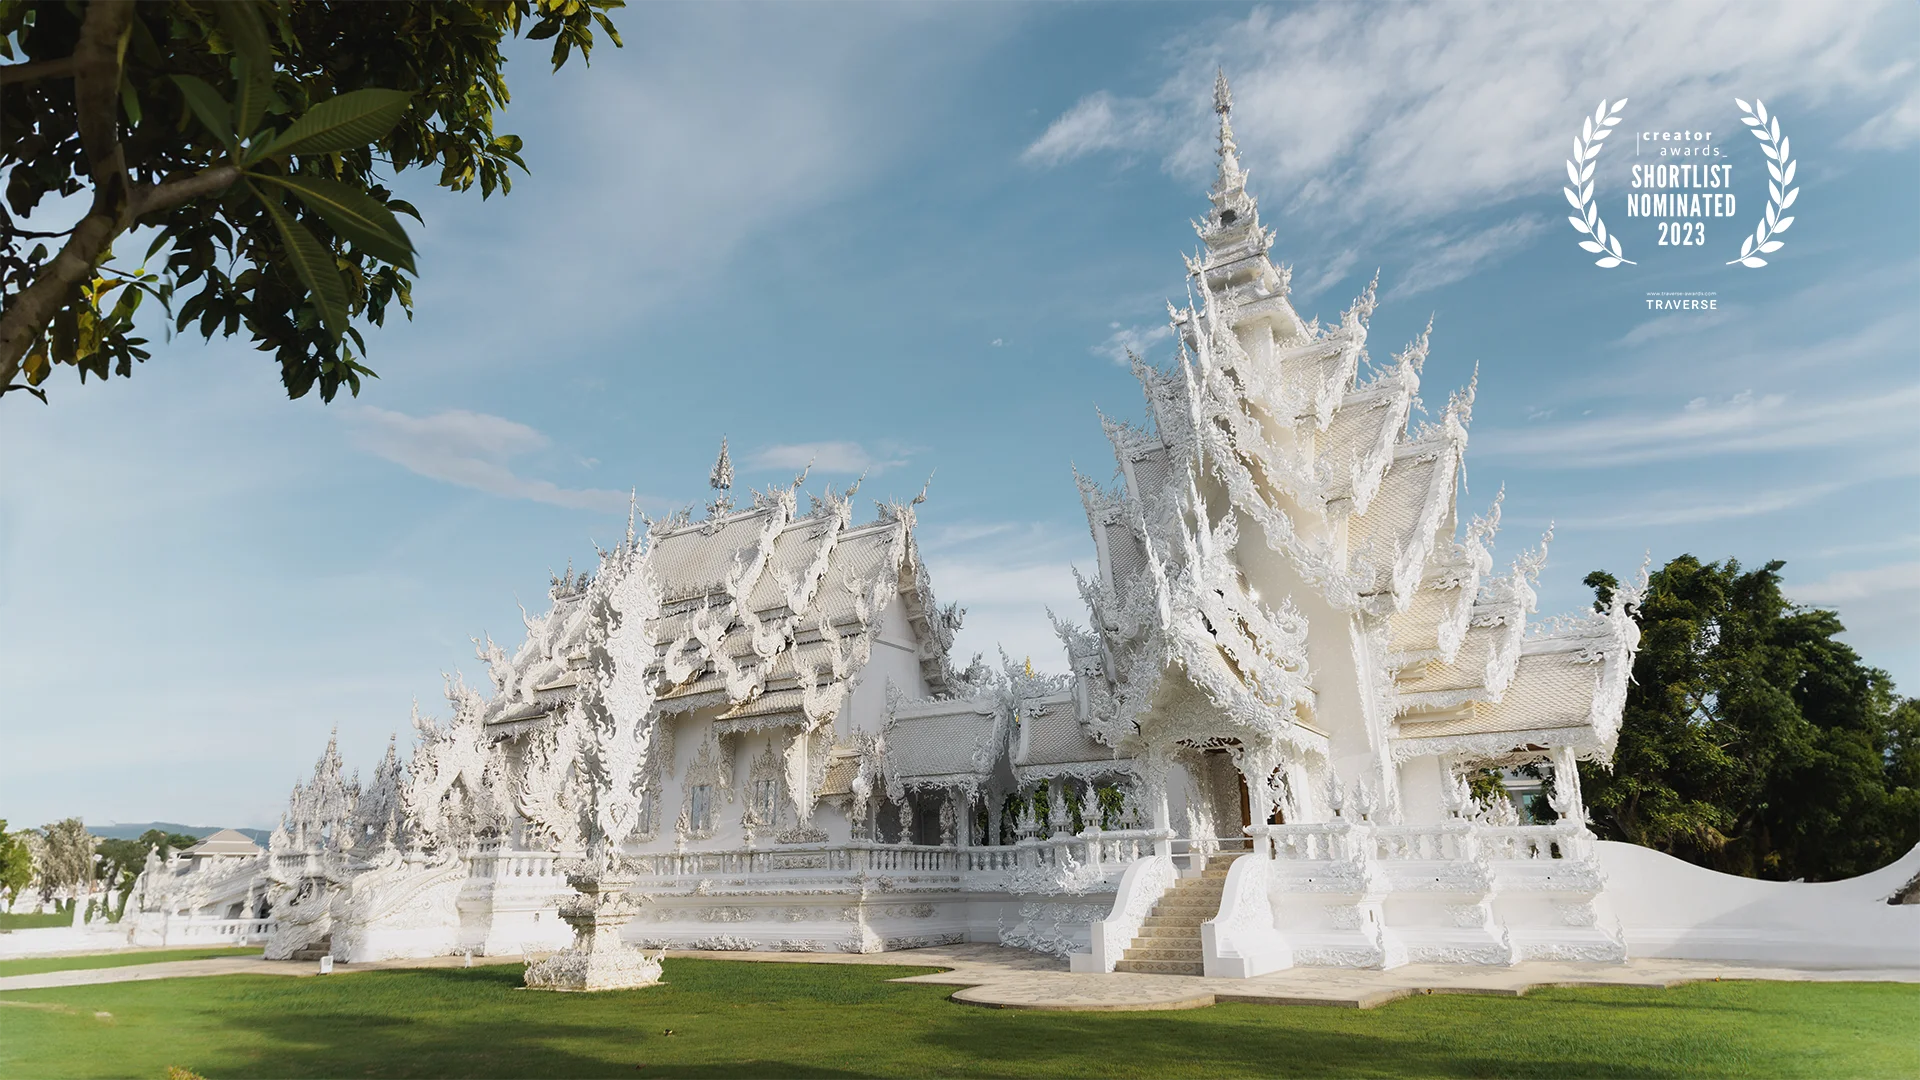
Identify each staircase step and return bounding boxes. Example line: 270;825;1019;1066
1135;925;1203;941
1114;958;1205;976
1121;941;1198;957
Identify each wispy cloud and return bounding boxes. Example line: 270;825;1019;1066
349;407;628;511
1563;479;1854;529
1024;2;1916;228
1093;322;1172;366
919;520;1091;674
747;440;911;477
1792;561;1920;607
1475;384;1920;467
1022;91;1157;167
1387;216;1549;299
1788;561;1920;677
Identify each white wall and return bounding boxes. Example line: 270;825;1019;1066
1597;840;1920;969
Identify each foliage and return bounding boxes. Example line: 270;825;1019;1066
0;0;621;404
1462;768;1511;813
37;817;95;895
1;960;1916;1078
0;820;34;904
1581;556;1920;881
1096;782;1127;830
94;829;199;893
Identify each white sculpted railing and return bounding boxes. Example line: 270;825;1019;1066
1201;853;1290;977
1370;823;1475;862
1260;822;1364;861
164;916;277;945
1069;852;1175;973
461;832;1167;899
470;850;565;882
1478;824;1593;862
624;844;962;879
1254;822;1591;865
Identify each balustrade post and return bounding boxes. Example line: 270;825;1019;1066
1151;786;1173;860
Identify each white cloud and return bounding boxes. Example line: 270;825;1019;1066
747;440;910;476
408;7;1015;358
1788;561;1920;680
1564;479;1853;529
1844;80;1920;150
1793;561;1920;606
349;406;628;511
919;520;1092;675
1474;384;1920;467
1093;322;1173;366
1022;91;1157;167
1387;216;1549;299
1026;2;1916;229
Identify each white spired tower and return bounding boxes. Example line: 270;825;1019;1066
1041;72;1645;973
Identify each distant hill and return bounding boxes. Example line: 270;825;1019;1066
90;822;271;844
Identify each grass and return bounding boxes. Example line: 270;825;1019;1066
0;911;74;931
0;947;261;978
0;959;1914;1079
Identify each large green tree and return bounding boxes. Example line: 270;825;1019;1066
38;816;96;898
1581;556;1920;881
1;0;620;404
0;821;34;905
94;828;196;899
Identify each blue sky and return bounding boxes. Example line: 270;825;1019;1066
4;2;1916;830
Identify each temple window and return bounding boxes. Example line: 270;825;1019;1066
690;784;713;833
751;778;779;824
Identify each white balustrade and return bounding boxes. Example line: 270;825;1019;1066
1258;823;1357;861
165;916;277;944
1370;823;1474;862
1479;825;1591;862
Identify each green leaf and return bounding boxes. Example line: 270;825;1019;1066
251;183;351;344
251;173;416;272
250;88;413;165
219;1;275;140
170;75;234;150
119;73;142;128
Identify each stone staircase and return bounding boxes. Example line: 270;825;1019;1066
1113;860;1231;975
290;933;333;962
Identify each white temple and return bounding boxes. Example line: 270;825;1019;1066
127;74;1917;983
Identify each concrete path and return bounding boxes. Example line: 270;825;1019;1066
2;943;1915;1011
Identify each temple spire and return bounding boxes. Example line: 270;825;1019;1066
706;436;734;518
709;436;733;492
1211;69;1247;202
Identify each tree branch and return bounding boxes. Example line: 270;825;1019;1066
0;57;76;86
131;165;240;219
0;0;137;397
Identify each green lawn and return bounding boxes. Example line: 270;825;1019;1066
0;947;261;978
0;959;1913;1079
0;910;73;931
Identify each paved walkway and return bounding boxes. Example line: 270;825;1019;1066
2;943;1915;1011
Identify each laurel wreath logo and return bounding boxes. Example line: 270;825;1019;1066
1564;98;1633;268
1728;98;1798;268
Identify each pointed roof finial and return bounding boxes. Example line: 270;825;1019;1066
1208;70;1246;206
709;436;733;492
